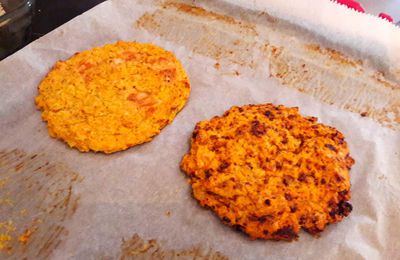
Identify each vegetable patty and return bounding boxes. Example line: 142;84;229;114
36;41;190;153
181;104;354;241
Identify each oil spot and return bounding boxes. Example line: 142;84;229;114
305;44;362;67
136;1;400;130
169;2;237;24
118;233;228;259
136;2;261;68
268;42;400;130
0;149;82;259
360;112;368;117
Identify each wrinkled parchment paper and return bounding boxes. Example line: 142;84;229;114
1;0;400;259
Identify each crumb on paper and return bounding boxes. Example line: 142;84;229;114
360;112;368;117
165;211;171;217
214;62;220;70
378;175;387;180
19;209;28;216
18;229;33;244
0;221;15;253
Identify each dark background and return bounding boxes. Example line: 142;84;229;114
32;0;106;41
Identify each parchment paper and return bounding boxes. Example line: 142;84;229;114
1;0;400;259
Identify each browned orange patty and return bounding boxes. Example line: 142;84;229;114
181;104;354;241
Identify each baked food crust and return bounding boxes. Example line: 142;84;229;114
181;104;354;241
36;41;190;153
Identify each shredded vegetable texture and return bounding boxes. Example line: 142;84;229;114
181;104;354;241
36;41;190;153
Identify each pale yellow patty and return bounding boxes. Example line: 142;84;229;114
36;41;190;153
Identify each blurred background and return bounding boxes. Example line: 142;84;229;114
30;0;105;41
0;0;105;60
361;0;400;16
0;0;399;60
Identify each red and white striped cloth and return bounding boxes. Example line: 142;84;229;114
333;0;394;22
